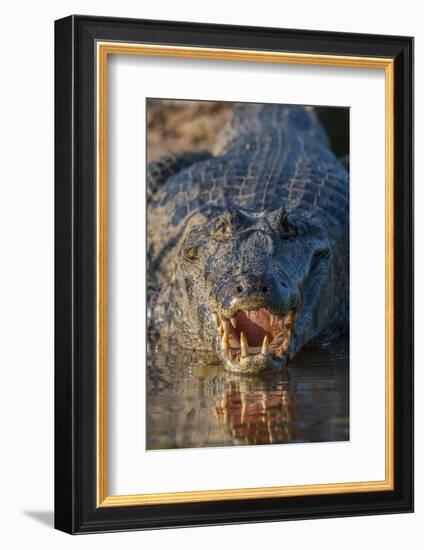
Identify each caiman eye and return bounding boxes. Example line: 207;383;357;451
279;215;308;241
211;218;231;239
313;248;331;260
309;247;331;273
184;246;199;262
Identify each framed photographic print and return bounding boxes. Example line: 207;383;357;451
54;15;413;533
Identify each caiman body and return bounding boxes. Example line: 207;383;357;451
147;104;349;373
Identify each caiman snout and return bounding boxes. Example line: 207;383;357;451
217;271;291;316
209;269;300;373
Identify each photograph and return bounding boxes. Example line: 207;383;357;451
146;99;350;450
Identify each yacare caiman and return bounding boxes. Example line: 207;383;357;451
147;104;349;373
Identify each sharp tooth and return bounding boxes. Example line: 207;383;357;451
270;314;276;326
278;318;285;330
284;311;294;328
221;332;229;352
276;327;287;340
240;331;249;358
230;317;237;328
212;313;219;326
276;335;290;356
261;335;270;356
221;318;230;335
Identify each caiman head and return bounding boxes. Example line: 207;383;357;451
177;206;336;373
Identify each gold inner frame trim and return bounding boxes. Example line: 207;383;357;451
96;41;395;508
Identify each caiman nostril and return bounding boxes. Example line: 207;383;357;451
236;285;243;293
262;285;269;293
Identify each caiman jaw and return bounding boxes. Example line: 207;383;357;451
212;308;296;373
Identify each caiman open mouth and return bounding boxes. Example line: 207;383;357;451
212;308;295;371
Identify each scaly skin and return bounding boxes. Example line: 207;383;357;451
147;104;349;373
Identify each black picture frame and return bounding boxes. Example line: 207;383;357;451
55;14;414;534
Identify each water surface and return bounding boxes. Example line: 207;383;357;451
146;336;349;450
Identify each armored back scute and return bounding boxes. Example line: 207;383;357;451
215;104;330;155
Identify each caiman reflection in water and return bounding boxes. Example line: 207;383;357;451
146;335;349;449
